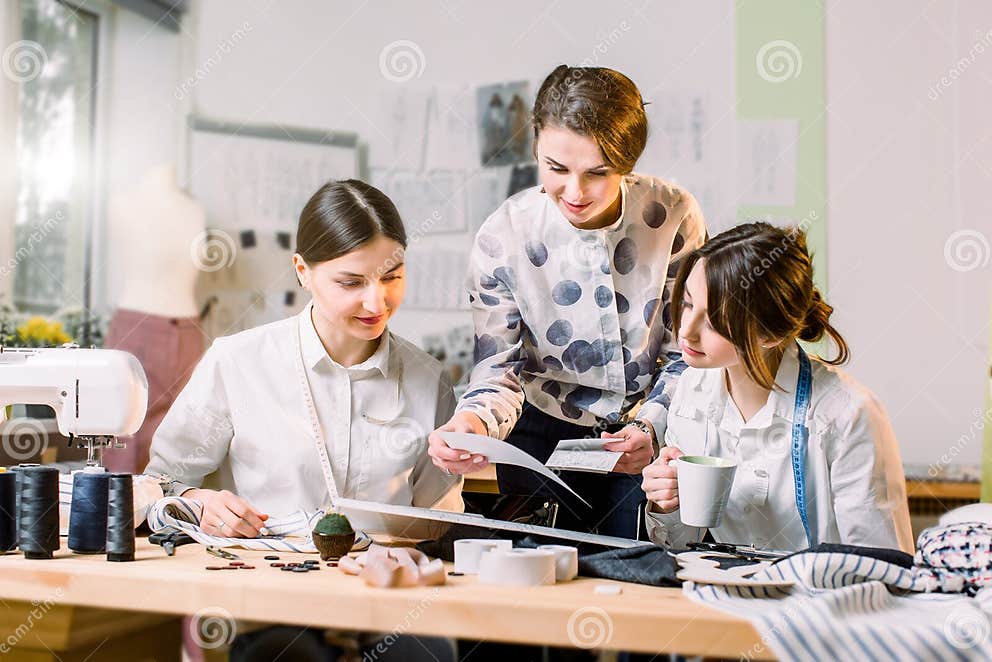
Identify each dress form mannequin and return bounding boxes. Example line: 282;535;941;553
110;164;204;318
103;164;206;474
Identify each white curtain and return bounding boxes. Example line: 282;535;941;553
0;1;20;304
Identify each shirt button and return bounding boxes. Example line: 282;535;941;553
754;468;768;478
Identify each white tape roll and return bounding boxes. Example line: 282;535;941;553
478;548;557;586
453;538;513;574
538;544;579;581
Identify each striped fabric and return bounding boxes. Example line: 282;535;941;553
685;550;992;661
146;496;326;553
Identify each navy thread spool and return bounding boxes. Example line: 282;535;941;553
18;466;60;559
106;473;135;562
0;471;17;553
68;470;110;553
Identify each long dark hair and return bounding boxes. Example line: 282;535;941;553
296;179;406;265
532;65;648;174
671;222;850;390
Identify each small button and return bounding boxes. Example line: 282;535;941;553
754;468;768;478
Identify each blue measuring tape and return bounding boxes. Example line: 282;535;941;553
791;345;815;547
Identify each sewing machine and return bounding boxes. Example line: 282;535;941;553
0;345;148;466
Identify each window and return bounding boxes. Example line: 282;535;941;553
12;0;98;314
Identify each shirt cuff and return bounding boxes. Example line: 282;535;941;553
635;402;669;442
644;503;704;549
456;402;501;440
172;482;200;498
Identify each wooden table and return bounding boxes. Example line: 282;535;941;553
463;465;498;494
905;479;981;501
0;538;768;660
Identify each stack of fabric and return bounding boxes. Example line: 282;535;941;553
684;525;992;661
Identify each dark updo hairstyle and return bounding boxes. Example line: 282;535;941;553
296;179;406;270
532;65;648;174
670;222;850;390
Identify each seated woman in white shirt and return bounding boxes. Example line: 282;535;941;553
641;222;913;553
146;179;462;538
146;180;460;662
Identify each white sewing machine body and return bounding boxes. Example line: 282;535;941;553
0;346;148;441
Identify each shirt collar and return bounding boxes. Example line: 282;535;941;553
298;301;392;378
766;342;802;422
685;341;803;429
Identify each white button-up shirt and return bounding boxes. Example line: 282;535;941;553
456;173;707;439
146;302;462;517
647;344;914;553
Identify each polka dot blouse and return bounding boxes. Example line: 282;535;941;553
455;173;708;440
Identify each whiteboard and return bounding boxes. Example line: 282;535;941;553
185;116;360;339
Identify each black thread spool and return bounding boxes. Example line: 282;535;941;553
0;471;17;553
18;466;60;559
68;470;110;553
106;473;135;562
9;463;38;542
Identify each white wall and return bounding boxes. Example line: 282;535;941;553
183;0;736;340
826;0;992;465
166;0;991;466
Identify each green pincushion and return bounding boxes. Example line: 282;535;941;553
311;513;355;560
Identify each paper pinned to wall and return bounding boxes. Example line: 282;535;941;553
403;247;469;310
370;168;468;234
467;167;511;232
737;119;799;206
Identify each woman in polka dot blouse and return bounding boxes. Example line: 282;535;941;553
428;65;708;539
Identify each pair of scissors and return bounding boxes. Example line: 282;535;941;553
148;528;197;556
206;545;242;561
687;541;787;562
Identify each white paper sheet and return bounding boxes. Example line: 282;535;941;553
545;438;622;474
737;118;799;206
439;431;592;507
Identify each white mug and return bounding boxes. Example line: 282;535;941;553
671;455;738;528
